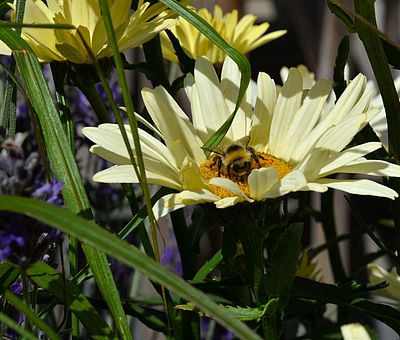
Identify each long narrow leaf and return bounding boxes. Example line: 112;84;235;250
0;311;36;340
26;262;117;339
3;290;60;340
292;277;400;334
0;195;261;340
158;0;251;149
0;27;130;338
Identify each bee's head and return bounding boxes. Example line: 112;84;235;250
229;158;253;176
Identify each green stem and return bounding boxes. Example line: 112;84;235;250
68;235;79;339
170;209;196;280
20;268;32;333
353;0;400;272
73;74;109;124
51;63;74;150
321;190;346;282
142;35;171;91
0;0;27;141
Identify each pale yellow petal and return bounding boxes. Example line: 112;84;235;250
333;159;400;177
268;68;303;158
209;177;253;202
93;165;182;190
193;57;232;140
250;72;276;150
368;264;400;301
316;178;398;199
248;167;278;200
142;86;205;166
264;170;308;198
318;142;382;176
340;323;371;340
153;190;220;220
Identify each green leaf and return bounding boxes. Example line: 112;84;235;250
327;0;355;30
191;250;223;284
333;35;349;98
0;263;20;292
267;223;303;300
26;262;117;339
0;195;261;340
292;277;400;334
175;298;279;321
327;0;400;70
224;299;278;321
0;0;11;16
0;310;37;340
264;223;303;338
157;0;251;150
3;290;60;340
0;27;131;338
381;38;400;70
352;0;400;270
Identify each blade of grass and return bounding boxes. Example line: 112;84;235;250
352;0;400;272
0;311;36;340
0;27;130;339
0;195;262;340
157;0;251;150
3;290;59;340
97;0;172;334
26;261;118;339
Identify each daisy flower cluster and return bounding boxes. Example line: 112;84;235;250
83;57;400;219
1;1;400;339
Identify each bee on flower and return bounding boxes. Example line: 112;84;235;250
83;57;400;220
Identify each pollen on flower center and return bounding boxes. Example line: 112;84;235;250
199;151;293;198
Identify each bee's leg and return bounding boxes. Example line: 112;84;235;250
217;157;222;177
227;164;231;178
250;148;261;168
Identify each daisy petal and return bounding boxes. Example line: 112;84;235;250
251;72;276;150
215;196;245;208
93;165;183;190
142;86;205;166
316;178;399;199
248;167;279;200
319;142;382;175
153;190;220;220
268;68;303;157
265;170;308;198
193;57;232;139
333;159;400;177
209;177;253;202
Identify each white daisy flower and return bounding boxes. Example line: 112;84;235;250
82;57;400;219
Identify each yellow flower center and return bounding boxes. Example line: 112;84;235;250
199;151;293;198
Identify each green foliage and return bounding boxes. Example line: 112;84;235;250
1;1;400;339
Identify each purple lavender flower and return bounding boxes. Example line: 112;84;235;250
161;246;183;277
0;134;64;266
10;281;23;296
200;317;235;340
32;179;64;205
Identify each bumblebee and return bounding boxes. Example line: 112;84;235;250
203;136;261;179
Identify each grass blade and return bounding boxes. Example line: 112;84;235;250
0;195;262;340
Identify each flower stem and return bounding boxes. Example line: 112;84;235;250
20;268;32;333
73;74;110;124
353;0;400;275
321;190;346;282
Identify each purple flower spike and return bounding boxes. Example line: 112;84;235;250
32;179;64;206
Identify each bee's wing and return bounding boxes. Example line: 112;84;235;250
235;135;251;147
201;145;224;155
